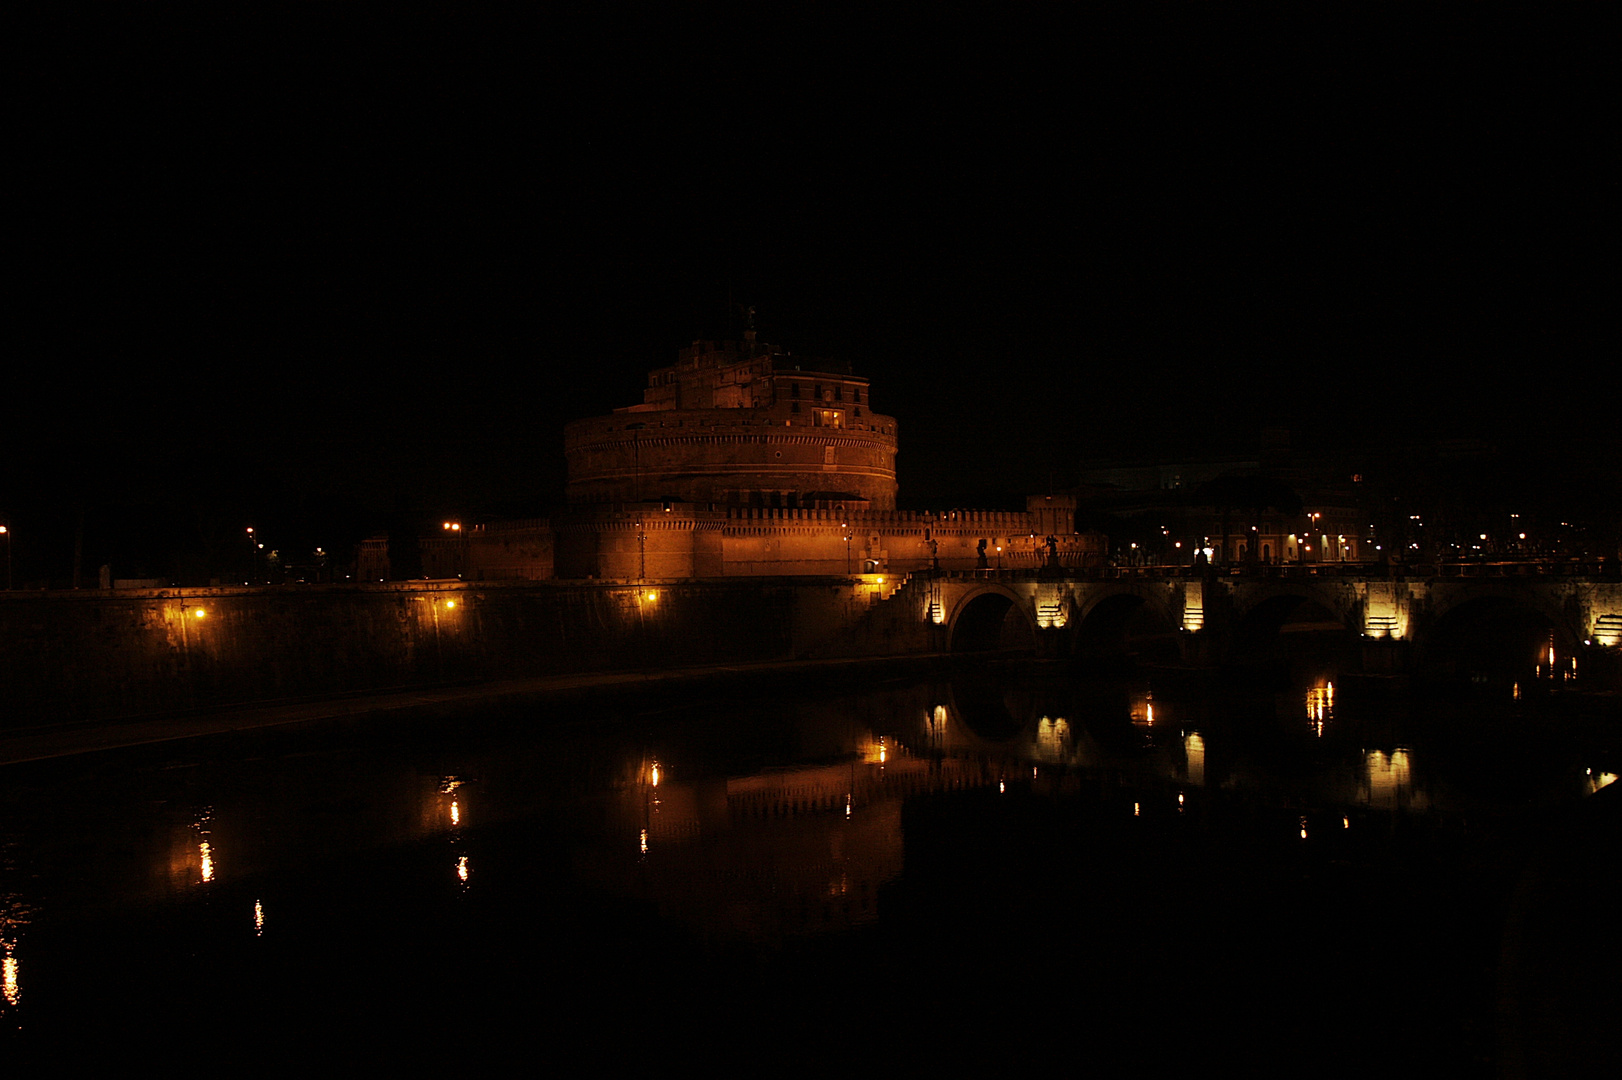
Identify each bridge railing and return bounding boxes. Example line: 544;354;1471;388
929;559;1619;583
1424;559;1620;579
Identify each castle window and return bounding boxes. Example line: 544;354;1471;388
791;401;800;413
791;383;799;398
835;386;843;401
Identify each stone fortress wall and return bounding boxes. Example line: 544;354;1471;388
564;333;899;510
367;330;1105;583
545;501;1099;581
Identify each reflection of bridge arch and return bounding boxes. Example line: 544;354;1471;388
946;584;1037;654
945;673;1033;740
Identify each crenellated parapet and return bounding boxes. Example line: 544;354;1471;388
564;335;899;509
536;500;1104;579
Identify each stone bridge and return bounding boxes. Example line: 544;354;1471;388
857;565;1622;680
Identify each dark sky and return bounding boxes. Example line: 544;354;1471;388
9;11;1614;575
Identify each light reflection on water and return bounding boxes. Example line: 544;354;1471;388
1;850;29;1023
1364;748;1424;811
0;669;1615;1063
2;952;17;1009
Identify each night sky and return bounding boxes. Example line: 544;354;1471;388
10;11;1615;581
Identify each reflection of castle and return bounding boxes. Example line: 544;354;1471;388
367;331;1103;581
579;750;1012;946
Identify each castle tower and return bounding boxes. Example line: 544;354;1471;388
564;335;899;510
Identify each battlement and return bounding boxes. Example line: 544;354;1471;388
565;334;898;510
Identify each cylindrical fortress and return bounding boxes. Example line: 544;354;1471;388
565;336;899;509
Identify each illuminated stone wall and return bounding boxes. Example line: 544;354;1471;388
6;573;1615;731
546;503;1104;580
564;336;898;509
565;414;899;509
0;580;901;729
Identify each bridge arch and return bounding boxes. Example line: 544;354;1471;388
1229;581;1360;629
1070;584;1183;664
944;584;1038;654
1229;587;1359;672
1417;589;1584;683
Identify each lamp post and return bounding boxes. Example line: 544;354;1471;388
442;521;465;579
0;522;10;590
246;527;264;583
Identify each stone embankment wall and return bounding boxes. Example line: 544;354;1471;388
0;578;914;730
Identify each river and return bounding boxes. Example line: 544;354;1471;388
2;662;1616;1074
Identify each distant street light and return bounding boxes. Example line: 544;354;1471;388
0;522;10;590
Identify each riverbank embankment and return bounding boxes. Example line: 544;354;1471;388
0;652;960;767
0;577;931;741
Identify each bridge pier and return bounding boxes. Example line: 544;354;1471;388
1581;641;1622;686
1359;637;1414;674
1034;625;1069;660
1178;631;1216;667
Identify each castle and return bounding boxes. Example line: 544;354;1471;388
368;331;1103;581
563;330;899;510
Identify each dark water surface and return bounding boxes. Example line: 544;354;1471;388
2;665;1616;1073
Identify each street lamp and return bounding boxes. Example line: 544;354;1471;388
443;522;466;579
0;522;10;590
